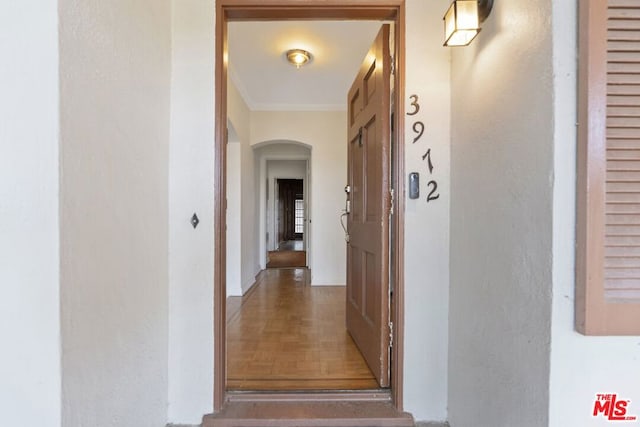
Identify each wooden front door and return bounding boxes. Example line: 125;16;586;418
346;24;391;388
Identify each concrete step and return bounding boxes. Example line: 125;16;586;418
203;401;415;427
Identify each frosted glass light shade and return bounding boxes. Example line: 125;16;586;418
286;49;312;68
443;0;480;47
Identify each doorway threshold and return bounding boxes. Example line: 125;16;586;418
202;396;414;427
226;389;392;403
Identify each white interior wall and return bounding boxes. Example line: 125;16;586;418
228;79;260;293
448;0;554;426
0;2;61;426
241;111;260;292
251;111;346;285
59;1;171;426
549;2;640;426
267;160;308;251
226;130;242;297
168;0;215;422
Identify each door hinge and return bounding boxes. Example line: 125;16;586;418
390;55;395;75
389;321;394;348
389;189;395;216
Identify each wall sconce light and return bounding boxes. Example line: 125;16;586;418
285;49;312;69
443;0;494;47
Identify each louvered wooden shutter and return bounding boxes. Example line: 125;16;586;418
577;0;640;335
606;0;640;300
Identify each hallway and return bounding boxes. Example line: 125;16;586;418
226;268;378;391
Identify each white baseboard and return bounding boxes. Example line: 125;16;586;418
310;281;346;287
241;267;265;295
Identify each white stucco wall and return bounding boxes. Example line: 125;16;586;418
168;0;216;422
9;1;637;425
251;111;347;285
0;2;61;426
448;0;554;426
549;2;640;426
59;1;171;426
402;0;451;421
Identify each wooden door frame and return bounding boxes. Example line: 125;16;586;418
214;0;406;412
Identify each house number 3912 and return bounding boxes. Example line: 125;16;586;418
408;94;440;203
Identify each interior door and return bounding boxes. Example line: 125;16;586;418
346;24;391;388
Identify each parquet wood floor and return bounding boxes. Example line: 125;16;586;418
226;268;379;391
266;250;307;268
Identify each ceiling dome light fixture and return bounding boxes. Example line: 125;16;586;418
286;49;312;69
